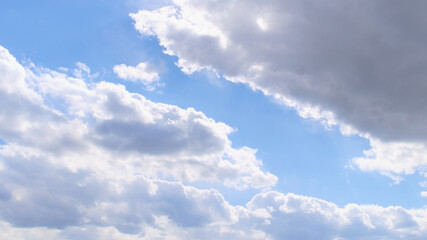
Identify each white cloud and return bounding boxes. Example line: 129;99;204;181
0;161;426;240
0;44;278;237
0;143;256;238
0;44;277;189
113;62;160;90
130;0;427;183
244;192;427;240
351;137;427;183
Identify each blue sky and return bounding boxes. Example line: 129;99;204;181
1;1;427;239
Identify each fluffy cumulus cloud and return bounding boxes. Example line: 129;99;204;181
247;192;427;240
0;45;276;189
0;161;426;240
113;62;160;90
1;42;427;238
130;0;427;183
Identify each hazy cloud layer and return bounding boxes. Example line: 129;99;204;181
131;0;427;182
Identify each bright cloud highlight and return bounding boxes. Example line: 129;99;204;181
113;62;160;90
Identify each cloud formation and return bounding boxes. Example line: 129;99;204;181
130;0;427;182
0;154;426;240
0;45;277;189
113;62;160;90
0;44;427;239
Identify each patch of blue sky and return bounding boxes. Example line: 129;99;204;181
1;0;423;209
0;0;159;73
